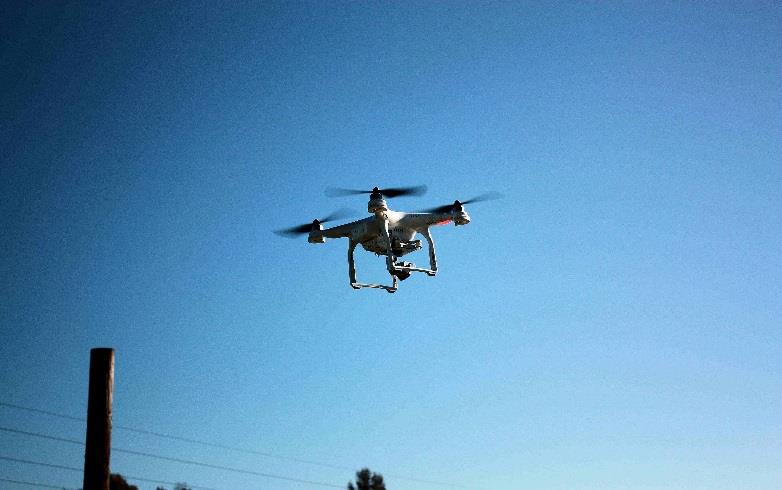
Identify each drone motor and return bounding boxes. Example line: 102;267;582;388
307;220;326;243
368;188;388;213
451;201;471;226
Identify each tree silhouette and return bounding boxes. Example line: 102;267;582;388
347;468;386;490
109;473;138;490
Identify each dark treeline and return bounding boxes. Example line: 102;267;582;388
109;473;191;490
347;468;386;490
109;468;384;490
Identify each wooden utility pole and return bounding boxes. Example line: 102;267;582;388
82;347;114;490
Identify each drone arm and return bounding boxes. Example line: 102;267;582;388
402;213;454;228
321;224;354;239
421;227;438;276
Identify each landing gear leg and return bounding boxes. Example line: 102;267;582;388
421;227;438;276
347;237;397;293
348;239;360;289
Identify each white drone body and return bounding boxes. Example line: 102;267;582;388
308;188;471;293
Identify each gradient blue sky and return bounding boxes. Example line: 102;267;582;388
1;2;781;489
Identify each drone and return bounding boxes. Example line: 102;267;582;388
275;185;501;293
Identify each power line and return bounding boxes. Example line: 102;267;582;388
0;402;83;423
0;455;79;473
0;426;83;446
0;401;349;469
0;455;218;490
113;446;344;488
0;401;467;488
127;423;353;472
0;426;341;488
0;476;75;489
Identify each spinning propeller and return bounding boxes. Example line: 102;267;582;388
325;185;428;198
418;191;504;214
274;208;353;238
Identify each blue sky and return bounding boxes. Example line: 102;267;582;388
1;2;780;489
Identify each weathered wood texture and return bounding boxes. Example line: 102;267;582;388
83;348;114;490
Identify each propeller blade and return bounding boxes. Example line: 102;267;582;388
420;203;457;214
319;207;354;223
324;187;369;197
460;191;504;205
273;208;354;238
325;185;427;198
418;192;503;214
273;223;312;238
379;185;428;198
